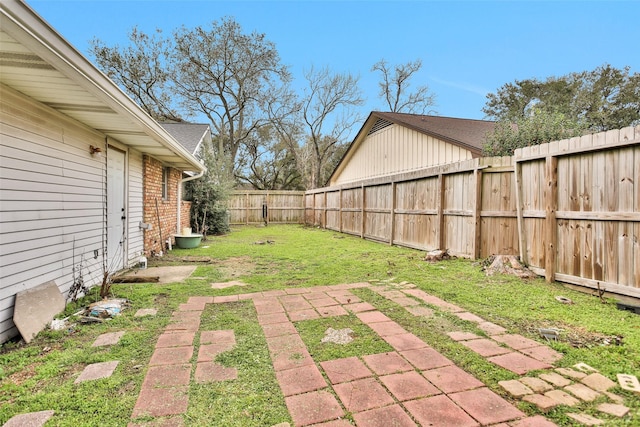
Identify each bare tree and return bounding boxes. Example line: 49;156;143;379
372;58;436;114
299;66;364;189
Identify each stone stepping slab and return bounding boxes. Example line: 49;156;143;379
92;331;125;347
3;410;55;427
75;361;119;383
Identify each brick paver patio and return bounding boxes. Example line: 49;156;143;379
121;283;632;426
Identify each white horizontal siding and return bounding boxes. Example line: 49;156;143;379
334;124;474;185
0;84;108;343
127;148;144;265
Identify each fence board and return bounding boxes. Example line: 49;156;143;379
228;190;305;225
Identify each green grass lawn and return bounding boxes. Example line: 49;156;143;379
1;224;638;426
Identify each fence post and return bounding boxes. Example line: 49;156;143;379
514;158;527;264
390;181;397;245
338;188;343;233
544;155;558;282
472;167;482;259
436;173;445;250
361;184;366;239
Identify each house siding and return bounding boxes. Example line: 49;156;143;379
0;84;143;343
143;156;186;255
331;124;474;185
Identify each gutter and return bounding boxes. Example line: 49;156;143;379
176;169;206;235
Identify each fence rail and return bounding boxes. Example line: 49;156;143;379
305;125;640;299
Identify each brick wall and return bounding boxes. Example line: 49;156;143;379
180;200;192;233
143;155;190;256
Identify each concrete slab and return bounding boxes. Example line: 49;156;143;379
75;361;119;383
3;410;55;427
285;390;344;426
13;280;65;343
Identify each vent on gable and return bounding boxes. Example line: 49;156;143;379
367;118;393;135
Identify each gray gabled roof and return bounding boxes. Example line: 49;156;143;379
159;123;210;155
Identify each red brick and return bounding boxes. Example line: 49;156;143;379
320;356;373;384
149;347;193;366
422;365;484;393
352;404;417;427
155;331;195;348
491;333;540;350
510;415;558;426
131;386;189;418
276;365;327;396
363;352;413;375
460;339;512;357
318;305;348;317
333;377;395;412
403;395;479;427
285;390;344;426
257;312;290;325
199;330;235;344
449;387;525;424
487;352;551;375
383;333;428;351
400;347;453;370
356;311;392;324
142;364;191;389
367;321;408;336
379;371;440;401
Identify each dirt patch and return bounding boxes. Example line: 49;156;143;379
213;256;258;279
6;362;40;385
518;320;624;348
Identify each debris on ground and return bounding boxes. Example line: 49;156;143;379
86;298;130;319
111;275;160;283
539;327;562;341
424;249;452;262
483;255;537;278
321;328;354;345
49;318;68;331
555;296;574;305
180;256;213;263
254;240;275;245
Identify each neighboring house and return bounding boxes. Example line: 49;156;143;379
329;111;496;186
143;122;211;255
0;0;205;343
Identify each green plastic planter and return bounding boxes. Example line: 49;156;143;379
174;234;203;249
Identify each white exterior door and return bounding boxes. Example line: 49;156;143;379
107;148;126;272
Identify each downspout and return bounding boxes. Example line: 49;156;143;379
177;169;205;234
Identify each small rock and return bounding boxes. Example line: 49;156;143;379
555;296;574;304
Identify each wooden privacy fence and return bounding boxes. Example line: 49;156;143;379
305;156;518;259
305;125;640;299
227;190;305;224
515;126;640;298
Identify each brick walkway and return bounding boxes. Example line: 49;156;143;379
125;283;573;427
9;282;630;427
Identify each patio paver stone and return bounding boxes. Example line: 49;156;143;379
333;377;395;412
284;390;344;426
142;364;191;388
403;394;479;427
352;404;418;427
488;352;552;374
320;356;373;384
379;370;441;401
422;365;484;393
448;387;525;425
491;334;541;350
400;347;453;370
132;386;189;418
362;352;413;375
460;338;512;357
383;332;428;351
276;365;327;396
149;347;193;366
155;331;195;348
199;329;236;344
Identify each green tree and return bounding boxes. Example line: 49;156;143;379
91;17;292;182
483;64;640;131
483;110;587;156
372;58;436;114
